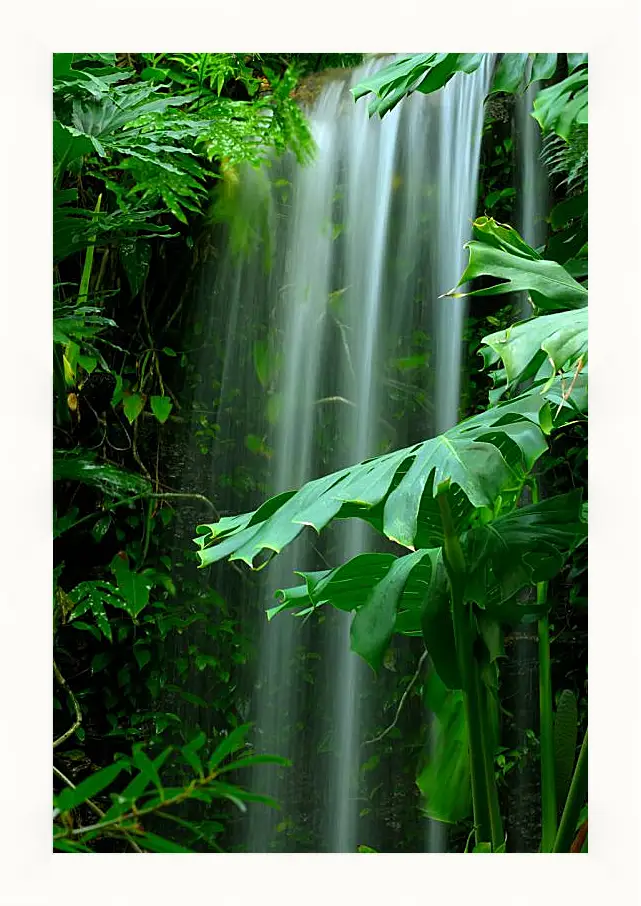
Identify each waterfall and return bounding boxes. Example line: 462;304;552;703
190;55;494;852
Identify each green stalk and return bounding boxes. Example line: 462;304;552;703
538;599;557;852
475;674;504;850
438;491;493;847
530;478;557;852
552;730;588;852
78;194;102;307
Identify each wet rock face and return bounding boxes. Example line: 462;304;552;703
484;93;515;124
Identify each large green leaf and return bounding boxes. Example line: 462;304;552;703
54;450;151;496
531;53;558;82
447;218;588;312
463;491;585;622
418;669;471;823
420;553;460;689
490;54;529;94
481;308;588;389
196;390;553;569
532;68;588;140
275;493;583;676
352;550;437;671
351;53;484;118
275;551;435;631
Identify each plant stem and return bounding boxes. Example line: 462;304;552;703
365;651;427;745
62;491;219;535
538;599;557;852
475;674;504;851
53;661;82;749
53;764;143;853
552;730;588;852
437;491;493;846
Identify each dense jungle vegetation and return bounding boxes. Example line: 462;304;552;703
53;52;587;853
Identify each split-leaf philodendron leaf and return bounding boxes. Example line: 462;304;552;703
481;308;588;390
195;389;555;570
446;218;588;312
274;492;584;679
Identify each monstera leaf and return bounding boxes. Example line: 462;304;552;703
195;389;554;570
481;308;588;390
274;492;583;680
447;218;588;312
352;53;485;117
273;548;452;676
532;67;588;140
463;491;586;622
418;669;471;824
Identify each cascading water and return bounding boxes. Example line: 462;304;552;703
186;55;494;852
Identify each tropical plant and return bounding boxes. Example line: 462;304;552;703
195;219;588;852
53;724;287;852
353;53;587;143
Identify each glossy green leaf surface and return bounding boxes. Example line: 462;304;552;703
482;308;587;388
196;390;553;569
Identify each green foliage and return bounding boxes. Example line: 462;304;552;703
353;53;587;145
53;730;288;852
532;70;588;141
553;689;579;810
196;389;561;570
195;211;588;851
418;669;471;823
446;218;588;312
352;53;485;117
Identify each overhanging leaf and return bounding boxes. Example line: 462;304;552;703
418;669;471;823
490;54;529;94
463;491;585;621
532;69;588;140
351;550;436;671
482;308;588;388
446;219;588;311
196;389;553;569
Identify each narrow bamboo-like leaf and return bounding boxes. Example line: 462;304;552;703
103;748;172;820
55;762;124;812
208;724;252;770
136;832;194;853
132;747;163;795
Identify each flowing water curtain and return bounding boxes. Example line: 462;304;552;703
192;55;497;852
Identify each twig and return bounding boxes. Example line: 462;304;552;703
55;768;220;838
555;355;585;419
365;651;428;745
53;764;144;852
53;661;82;749
62;491;221;535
